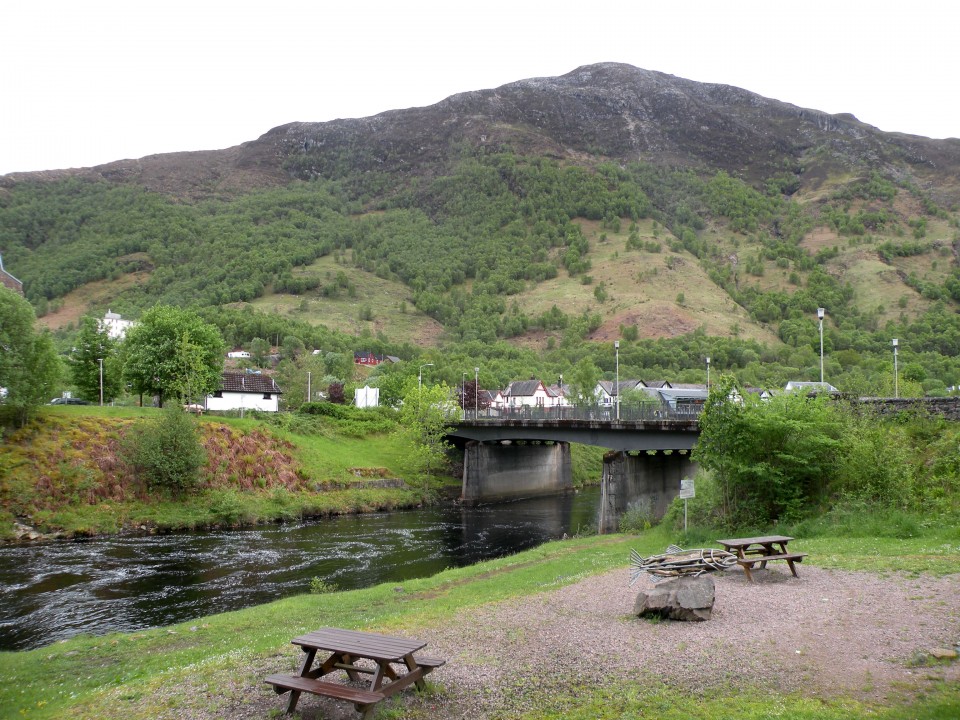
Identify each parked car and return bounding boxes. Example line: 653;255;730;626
49;397;91;405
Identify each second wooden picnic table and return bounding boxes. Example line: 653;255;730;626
265;627;445;717
715;535;807;582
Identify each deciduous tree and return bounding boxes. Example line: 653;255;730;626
122;305;224;407
69;316;122;403
0;288;61;426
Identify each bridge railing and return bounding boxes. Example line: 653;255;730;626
461;403;703;423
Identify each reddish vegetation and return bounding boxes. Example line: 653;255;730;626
1;416;307;516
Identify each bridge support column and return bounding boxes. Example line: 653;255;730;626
599;451;697;534
462;441;572;505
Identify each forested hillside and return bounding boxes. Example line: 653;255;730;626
2;63;960;396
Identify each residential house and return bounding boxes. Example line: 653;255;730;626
595;379;645;408
206;371;283;413
100;310;136;340
0;255;23;295
227;349;252;359
501;379;555;411
354;351;400;366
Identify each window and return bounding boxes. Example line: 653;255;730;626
263;393;272;400
212;391;223;398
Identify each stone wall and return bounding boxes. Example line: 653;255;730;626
855;396;960;420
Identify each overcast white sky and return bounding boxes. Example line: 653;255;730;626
2;0;957;175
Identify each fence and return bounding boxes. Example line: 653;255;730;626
462;402;704;422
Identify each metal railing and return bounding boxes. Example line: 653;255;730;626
460;403;704;423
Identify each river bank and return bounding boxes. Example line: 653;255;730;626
0;407;435;542
1;531;957;720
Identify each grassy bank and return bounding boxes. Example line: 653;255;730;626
0;406;430;540
1;528;957;720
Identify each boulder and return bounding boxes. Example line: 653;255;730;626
633;575;715;621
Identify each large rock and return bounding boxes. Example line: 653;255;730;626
633;575;715;621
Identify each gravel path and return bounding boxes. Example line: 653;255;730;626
219;564;959;719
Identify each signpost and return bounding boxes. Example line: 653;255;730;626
679;478;695;533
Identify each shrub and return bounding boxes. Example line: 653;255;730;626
123;406;207;495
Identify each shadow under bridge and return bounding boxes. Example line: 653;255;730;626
448;417;700;532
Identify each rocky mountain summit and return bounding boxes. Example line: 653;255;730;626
6;63;960;202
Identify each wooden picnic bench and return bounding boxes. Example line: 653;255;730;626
265;627;445;717
716;535;807;583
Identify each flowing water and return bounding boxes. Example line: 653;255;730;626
0;489;601;651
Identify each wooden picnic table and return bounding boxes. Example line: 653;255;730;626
265;627;445;717
715;535;807;582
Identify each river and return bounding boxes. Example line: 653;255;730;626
0;488;601;651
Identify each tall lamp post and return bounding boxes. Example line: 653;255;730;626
817;307;825;384
706;356;711;391
97;358;104;407
462;371;467;419
418;363;433;393
892;338;899;398
307;371;311;403
614;340;620;421
474;366;479;420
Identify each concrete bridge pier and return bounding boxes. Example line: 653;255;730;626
599;450;697;534
462;440;573;505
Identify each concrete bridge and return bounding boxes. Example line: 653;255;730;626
447;413;700;532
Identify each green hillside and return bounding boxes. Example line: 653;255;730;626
3;147;960;395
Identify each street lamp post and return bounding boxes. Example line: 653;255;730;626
98;358;104;407
614;340;620;421
817;307;825;384
474;367;479;420
307;371;311;403
462;371;467;419
706;356;710;391
892;338;899;398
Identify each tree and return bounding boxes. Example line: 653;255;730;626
69;316;122;403
569;357;601;405
280;335;306;362
458;379;490;414
693;375;846;528
122;305;225;407
0;288;61;427
396;380;454;500
249;337;271;368
123;404;207;495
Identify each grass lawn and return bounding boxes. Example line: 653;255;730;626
1;528;957;720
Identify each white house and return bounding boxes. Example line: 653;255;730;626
595;379;645;407
206;371;282;412
227;350;252;359
100;310;136;339
501;379;554;409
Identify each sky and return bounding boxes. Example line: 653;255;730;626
2;0;958;175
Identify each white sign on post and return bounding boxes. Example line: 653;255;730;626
680;478;695;533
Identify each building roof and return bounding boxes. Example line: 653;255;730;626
785;381;839;394
598;380;642;396
0;255;23;295
642;380;672;389
504;379;543;397
219;371;282;394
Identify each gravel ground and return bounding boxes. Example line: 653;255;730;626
210;565;958;719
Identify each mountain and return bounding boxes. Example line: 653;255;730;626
7;63;959;200
3;63;960;393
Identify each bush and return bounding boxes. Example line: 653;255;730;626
123;406;207;495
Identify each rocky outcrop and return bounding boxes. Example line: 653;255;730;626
633;575;716;622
